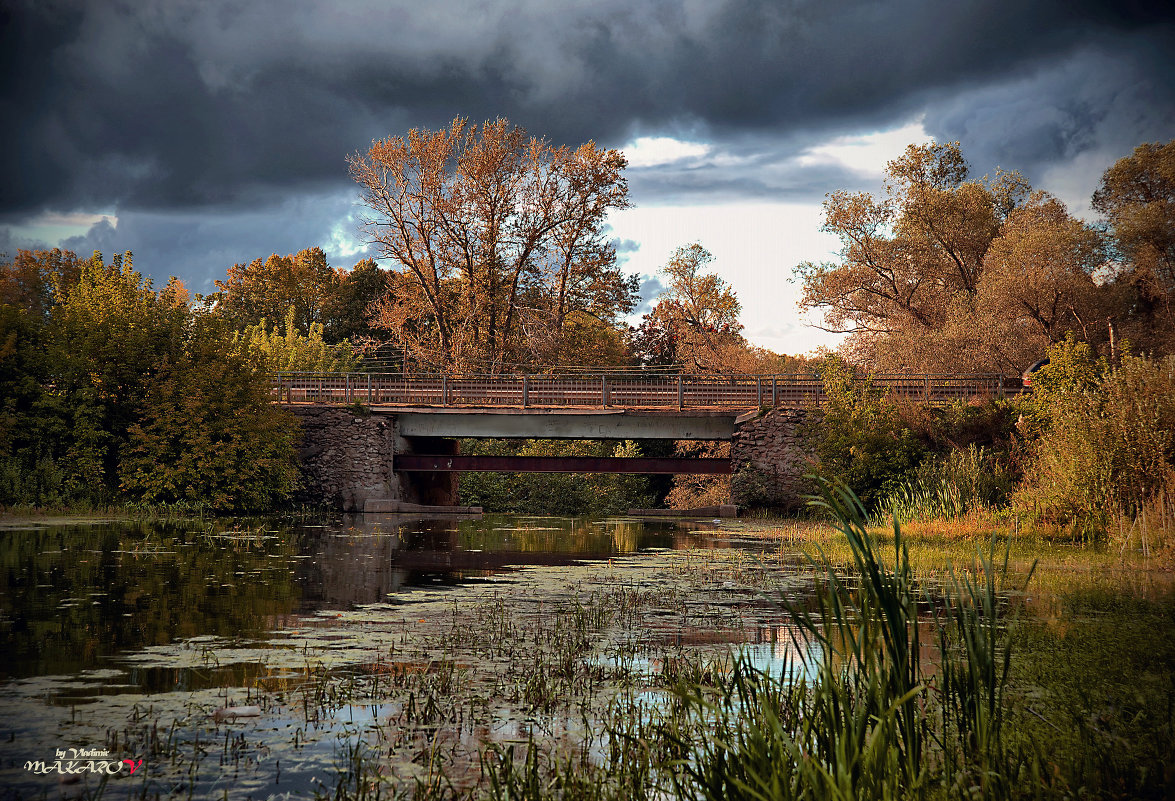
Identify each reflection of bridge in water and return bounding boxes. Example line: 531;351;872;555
276;372;1010;508
303;515;728;607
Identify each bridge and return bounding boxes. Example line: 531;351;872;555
275;371;1008;411
278;372;1009;511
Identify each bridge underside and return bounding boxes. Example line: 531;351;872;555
396;455;731;474
386;408;745;440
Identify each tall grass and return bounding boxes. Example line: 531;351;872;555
881;444;1014;523
665;477;1037;801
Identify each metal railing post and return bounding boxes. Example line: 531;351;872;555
924;374;930;402
772;377;777;408
601;374;609;407
677;375;684;410
756;377;762;407
367;373;372;404
346;374;351;403
442;375;448;406
522;375;529;408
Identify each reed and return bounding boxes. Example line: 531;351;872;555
664;477;1037;800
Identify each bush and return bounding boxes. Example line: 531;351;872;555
808;357;925;511
882;444;1015;523
1016;350;1175;536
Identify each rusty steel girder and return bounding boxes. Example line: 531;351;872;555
395;455;732;474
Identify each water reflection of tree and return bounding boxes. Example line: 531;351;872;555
0;522;302;681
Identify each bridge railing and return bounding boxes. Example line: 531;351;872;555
272;372;1009;408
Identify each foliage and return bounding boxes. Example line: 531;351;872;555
973;192;1105;365
795;140;1136;374
0;249;303;511
807;357;925;511
1092;138;1175;353
730;462;786;511
458;439;654;514
881;444;1015;523
630;243;795;375
665;440;732;509
1016;350;1175;536
797;141;1030;369
205;249;392;347
206;247;339;336
233;306;360;373
120;321;301;511
1015;335;1107;439
320;258;391;344
350;116;636;371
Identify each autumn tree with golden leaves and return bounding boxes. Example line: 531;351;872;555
796;141;1118;373
349;117;636;372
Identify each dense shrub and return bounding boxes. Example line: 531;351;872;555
881;444;1015;522
0;250;303;511
1016;344;1175;535
808;357;925;511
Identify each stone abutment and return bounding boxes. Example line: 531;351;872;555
288;407;459;511
730;408;819;511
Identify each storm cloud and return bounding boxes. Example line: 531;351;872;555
2;0;1172;291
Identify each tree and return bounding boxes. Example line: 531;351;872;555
634;244;747;373
349;117;634;371
208;247;339;335
797;142;1029;370
970;193;1105;372
233;307;360;373
321;258;390;344
120;319;301;511
47;252;187;490
807;356;925;511
0;248;88;317
1092;139;1175;352
0;248;305;509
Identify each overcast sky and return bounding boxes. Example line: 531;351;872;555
3;0;1172;355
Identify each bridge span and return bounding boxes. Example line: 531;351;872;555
278;372;1008;511
276;371;1007;412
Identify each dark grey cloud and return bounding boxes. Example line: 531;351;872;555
51;192;375;292
4;0;1172;215
1;0;1172;290
633;275;664;317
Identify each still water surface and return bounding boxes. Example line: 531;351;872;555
1;513;792;801
1;514;745;691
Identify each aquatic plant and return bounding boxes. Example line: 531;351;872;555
664;477;1035;800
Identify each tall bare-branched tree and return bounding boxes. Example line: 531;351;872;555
349;117;634;372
